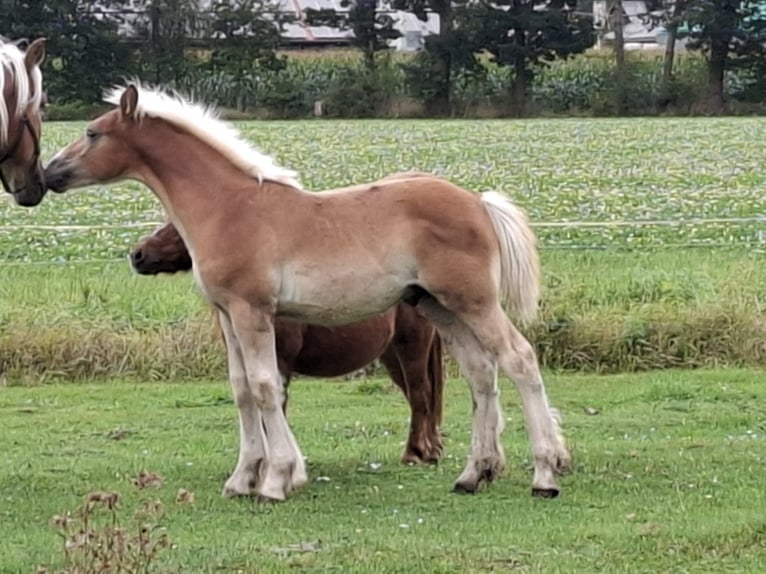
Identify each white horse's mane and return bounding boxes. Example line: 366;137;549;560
103;83;302;190
0;40;43;147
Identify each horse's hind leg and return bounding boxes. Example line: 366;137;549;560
418;300;505;492
462;305;570;497
380;342;442;464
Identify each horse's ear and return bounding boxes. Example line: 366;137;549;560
120;85;139;119
14;38;29;51
24;38;46;71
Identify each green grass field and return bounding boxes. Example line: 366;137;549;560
3;118;766;376
2;117;766;571
3;370;766;573
4;117;766;260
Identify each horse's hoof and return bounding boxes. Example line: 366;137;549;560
422;455;440;465
401;451;424;465
255;494;283;504
452;481;478;494
290;463;309;489
531;487;560;499
222;485;253;498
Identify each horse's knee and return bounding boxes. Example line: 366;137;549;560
231;378;253;408
503;334;541;381
251;377;284;410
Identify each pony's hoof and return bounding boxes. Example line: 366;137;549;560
452;480;478;494
402;438;442;465
532;487;560;499
422;454;440;465
255;494;283;504
222;485;254;498
401;450;424;465
291;463;308;490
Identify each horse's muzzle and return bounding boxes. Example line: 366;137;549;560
13;183;47;207
43;159;73;193
129;248;154;275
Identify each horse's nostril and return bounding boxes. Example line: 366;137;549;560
132;250;144;263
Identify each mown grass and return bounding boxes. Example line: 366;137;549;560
2;369;765;573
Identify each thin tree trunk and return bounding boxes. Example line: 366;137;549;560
707;37;727;113
608;0;627;113
512;54;527;117
430;0;452;116
658;21;678;111
509;0;529;117
365;6;376;74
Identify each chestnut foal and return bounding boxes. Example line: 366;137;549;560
0;37;47;207
45;84;569;501
130;220;445;464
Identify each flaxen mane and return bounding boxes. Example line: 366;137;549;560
0;40;43;146
103;84;302;189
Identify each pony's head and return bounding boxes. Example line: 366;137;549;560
130;220;192;275
0;37;46;207
45;84;145;193
46;82;301;194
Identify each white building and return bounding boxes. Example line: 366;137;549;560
592;0;688;51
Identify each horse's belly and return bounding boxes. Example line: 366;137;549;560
277;266;409;326
292;313;395;377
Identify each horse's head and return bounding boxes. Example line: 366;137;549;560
0;38;47;207
45;84;150;194
130;220;192;275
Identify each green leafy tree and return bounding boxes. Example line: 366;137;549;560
458;0;593;116
679;0;766;112
304;0;401;72
0;0;134;103
206;0;293;110
394;0;475;115
304;0;401;116
132;0;205;85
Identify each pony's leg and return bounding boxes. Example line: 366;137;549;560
418;300;504;491
380;348;430;464
461;305;570;497
381;344;442;464
218;311;267;497
228;303;307;501
280;374;291;414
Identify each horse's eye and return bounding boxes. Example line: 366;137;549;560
86;128;99;140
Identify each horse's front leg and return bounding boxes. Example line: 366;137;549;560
218;310;267;497
228;301;307;501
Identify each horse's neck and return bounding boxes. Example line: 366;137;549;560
134;129;296;261
139;129;250;208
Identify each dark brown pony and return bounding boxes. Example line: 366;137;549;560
130;220;445;464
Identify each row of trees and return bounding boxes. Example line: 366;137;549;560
332;0;766;114
1;0;765;115
623;0;766;112
1;0;287;104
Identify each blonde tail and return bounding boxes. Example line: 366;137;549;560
480;191;541;324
